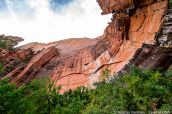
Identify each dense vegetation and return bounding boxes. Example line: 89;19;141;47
0;40;13;50
0;68;172;114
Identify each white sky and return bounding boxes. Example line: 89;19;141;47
0;0;111;45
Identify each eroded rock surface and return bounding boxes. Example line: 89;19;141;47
97;0;157;15
11;47;58;85
1;0;171;93
0;48;33;78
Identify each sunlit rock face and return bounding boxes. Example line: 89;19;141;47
97;0;134;14
97;0;157;15
1;0;171;93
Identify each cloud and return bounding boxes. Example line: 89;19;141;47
0;0;111;45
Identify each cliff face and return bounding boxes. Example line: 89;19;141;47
1;0;171;93
97;0;157;15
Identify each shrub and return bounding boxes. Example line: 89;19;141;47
0;40;13;50
0;68;171;114
100;68;110;81
84;68;172;113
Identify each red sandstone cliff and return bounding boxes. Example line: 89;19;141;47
1;0;171;93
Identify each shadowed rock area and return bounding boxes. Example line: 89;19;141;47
0;0;171;93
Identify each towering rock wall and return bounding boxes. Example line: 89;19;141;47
52;0;169;93
1;0;171;93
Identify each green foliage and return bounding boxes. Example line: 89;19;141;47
0;78;92;114
0;40;13;50
0;63;4;73
170;0;172;8
83;68;172;113
0;68;172;114
100;68;110;81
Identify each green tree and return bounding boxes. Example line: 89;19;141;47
84;68;172;113
0;40;13;50
0;68;171;114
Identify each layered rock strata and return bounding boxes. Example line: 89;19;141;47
11;47;58;85
0;47;33;78
157;8;172;47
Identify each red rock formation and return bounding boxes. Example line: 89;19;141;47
51;0;168;93
54;0;168;93
97;0;157;15
0;47;33;78
11;47;58;85
1;0;170;93
97;0;134;14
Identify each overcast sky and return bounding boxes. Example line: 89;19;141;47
0;0;111;45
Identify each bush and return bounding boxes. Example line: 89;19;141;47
100;68;110;81
83;68;172;113
0;40;13;50
0;78;92;114
0;68;172;114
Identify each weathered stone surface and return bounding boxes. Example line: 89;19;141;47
97;0;134;14
2;66;25;80
97;0;158;15
11;47;58;85
157;8;172;47
0;48;33;78
50;0;168;93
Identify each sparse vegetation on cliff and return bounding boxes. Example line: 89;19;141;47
0;40;11;50
100;68;110;81
0;63;4;74
0;35;23;50
0;68;172;114
170;0;172;7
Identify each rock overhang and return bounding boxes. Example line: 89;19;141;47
97;0;158;15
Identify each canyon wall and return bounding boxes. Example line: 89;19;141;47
1;0;171;93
